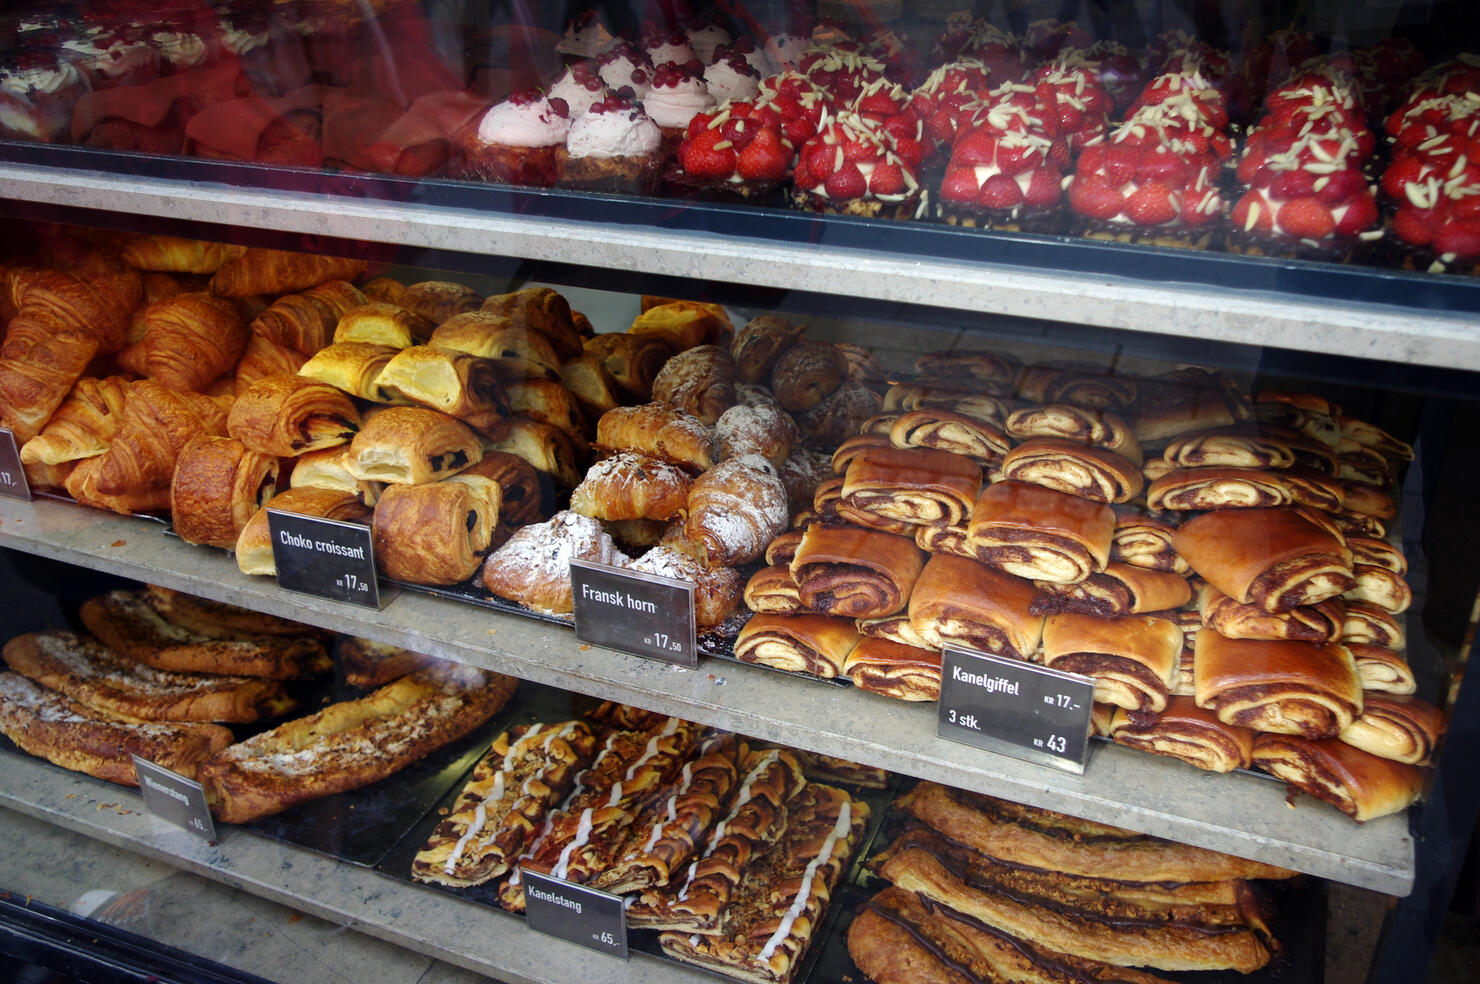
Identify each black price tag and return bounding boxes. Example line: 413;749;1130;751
131;756;216;841
521;868;629;959
570;560;697;668
937;647;1096;774
0;428;32;501
267;509;383;609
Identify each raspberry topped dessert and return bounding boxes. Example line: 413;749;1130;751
0;47;89;142
713;37;769;77
644;28;697;71
550;60;611;118
598;42;654;101
791;112;923;218
704;51;761;104
557;10;615;61
667;99;793;200
1068;121;1225;249
643;59;715;150
459;89;571;186
686;16;731;65
557;92;663;195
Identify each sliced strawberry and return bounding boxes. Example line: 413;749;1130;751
737;127;789;181
1124;182;1178;225
940;165;982;202
977;173;1024;208
825;164;868;199
869;162;906;195
1232;190;1275;236
1277;197;1337;239
1435;218;1480;260
1333;193;1378;236
1393;207;1439;247
1069;172;1124;219
1023;167;1062;206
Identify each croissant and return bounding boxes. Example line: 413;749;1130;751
122;236;246;274
234;335;309;395
64;454;172;515
499;376;585;439
170;435;281;548
210;247;367;298
373;479;501;585
373;346;511;438
249;280;366;356
480;287;582;360
361;277;405;304
92;379;233;496
0;312;101;443
683;454;789;566
135;293;251;392
570;451;692;522
400;281;484;324
12;268;142;353
334;302;433;348
20;376;131;467
298;343;403;401
652;345;736;425
227;375;361;456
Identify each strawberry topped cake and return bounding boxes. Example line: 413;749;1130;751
756;72;828;148
1067;121;1224;248
1382;88;1480;273
800;44;889;106
668;99;793;200
938;114;1063;232
1030;59;1112;160
1229;127;1380;260
909;58;996;162
791;111;922;218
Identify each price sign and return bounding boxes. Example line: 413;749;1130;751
521;868;629;959
0;428;32;501
570;560;697;668
131;756;216;842
267;509;383;609
937;647;1096;774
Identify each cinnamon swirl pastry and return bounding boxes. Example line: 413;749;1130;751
1042;613;1182;712
1346;537;1407;575
1251;734;1424;822
1161;427;1295;470
1344;564;1412;614
790;524;925;619
1197;584;1344;643
842;637;943;701
856;614;936;650
743;565;807;615
1339;417;1414;462
1192;630;1362;738
1110;510;1188;574
884;384;1009;426
1016;361;1138;411
1347;643;1416;695
966;481;1115;585
1174;507;1354;613
1030;563;1192;617
1000;437;1145;505
733;613;862;678
914;522;974;559
889;409;1011;464
914;349;1022;390
1004;403;1141;464
1339;694;1443;765
841;446;984;528
1278;464;1346;512
907;554;1043;659
1342;604;1405;650
1130;368;1250;444
831;433;893;474
1105;696;1255;772
1146;466;1292;510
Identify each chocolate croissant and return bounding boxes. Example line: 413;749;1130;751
227;375;360;456
234;335;309;395
170;435;280;548
373;345;510;438
583;333;673;401
333;302;433;347
298;342;403;402
343;406;482;485
483;417;583;488
372;478;501;585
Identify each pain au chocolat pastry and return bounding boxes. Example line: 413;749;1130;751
430;312;560;372
201;664;517;824
734;613;862;678
684;454;790;566
481;511;629;615
412;721;597;887
80;589;330;680
333;302;433;347
0;671;233;785
595;402;716;471
769;339;847;412
888;408;1012;465
583;332;673;402
227;375;360;457
372;476;501;585
627;748;806;931
874;825;1275;974
170;435;280;549
849;885;1180;984
966;481;1116;585
1174;507;1354;613
372;346;511;439
744;565;807;615
1348;643;1416;695
1251;734;1425;822
898;783;1295;882
569;451;692;523
591;742;740;894
790;524;925;619
1146;466;1292;510
1105;696;1256;773
731;313;804;383
1340;694;1443;765
1192;629;1363;738
907;554;1042;659
629;300;732;352
842;446;983;528
344;407;482;486
1000;437;1144;504
298;342;402;401
1198;583;1344;643
1031;563;1192;617
1343;604;1406;650
1110;510;1188;575
458;451;542;526
658;782;868;984
2;630;292;724
1042;613;1182;712
236;487;373;576
843;637;943;701
1004;402;1142;464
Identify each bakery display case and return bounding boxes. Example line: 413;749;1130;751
2;1;1480;983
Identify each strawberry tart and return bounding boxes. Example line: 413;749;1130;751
1068;121;1225;249
791;111;922;218
667;99;793;200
